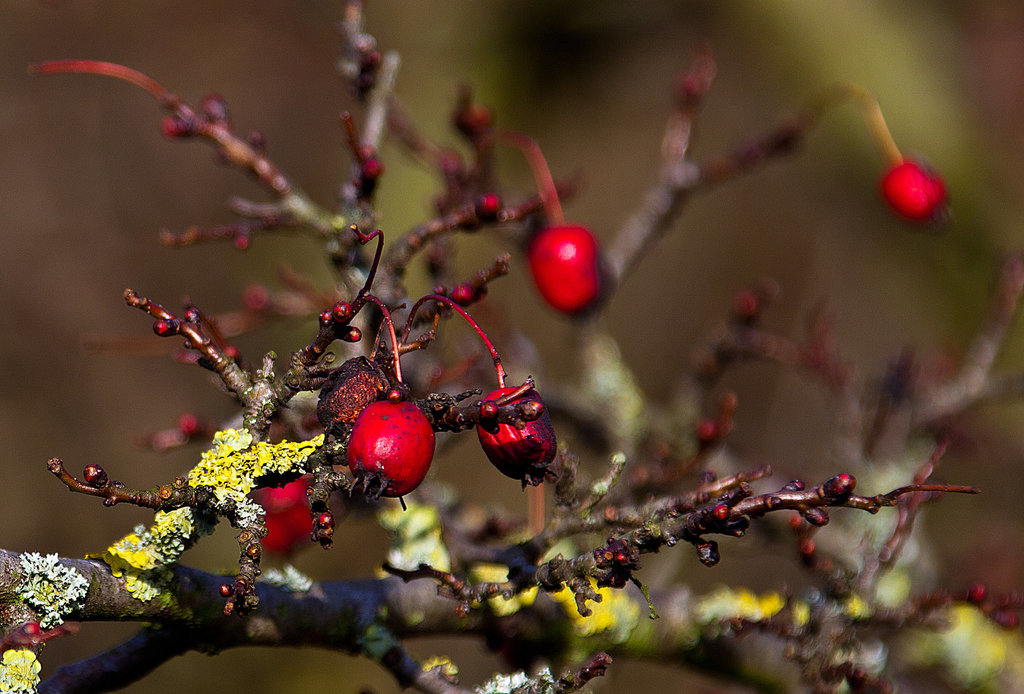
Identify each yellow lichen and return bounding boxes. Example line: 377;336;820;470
377;501;451;573
551;578;642;641
187;430;323;495
843;593;873;620
98;431;323;604
421;655;459;678
694;586;787;625
0;649;41;693
902;604;1024;692
469;564;538;617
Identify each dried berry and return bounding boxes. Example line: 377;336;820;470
347;400;435;498
880;160;948;222
477;386;557;487
316;356;390;435
527;224;604;315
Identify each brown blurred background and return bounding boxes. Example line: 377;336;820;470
4;1;1024;691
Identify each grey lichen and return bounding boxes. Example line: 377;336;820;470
17;552;89;629
474;668;555;694
260;564;313;592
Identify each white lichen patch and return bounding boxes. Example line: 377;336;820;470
0;649;41;693
17;553;89;629
475;667;554;694
260;564;313;593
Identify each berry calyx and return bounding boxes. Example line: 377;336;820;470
477;386;557;487
254;477;313;555
347;400;436;498
527;224;604;315
880;160;948;223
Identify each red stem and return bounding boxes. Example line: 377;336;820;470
494;130;564;226
29;60;172;103
402;294;507;387
361;294;403;383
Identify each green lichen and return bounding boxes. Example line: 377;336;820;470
0;649;41;693
377;501;450;573
260;564;313;592
474;667;554;694
17;553;89;629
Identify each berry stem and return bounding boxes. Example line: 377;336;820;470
349;225;385;304
402;294;507;387
29;60;173;105
361;294;404;383
806;83;902;166
494;130;565;226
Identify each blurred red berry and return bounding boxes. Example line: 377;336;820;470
880;160;947;222
255;477;312;555
527;225;604;315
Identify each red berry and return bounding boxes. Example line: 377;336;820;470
242;285;270;310
177;412;202;437
361;156;384;181
880;160;948;222
347;401;435;498
83;464;108;487
22;622;41;637
527;225;604;315
474;193;502;221
152;319;176;337
219;584;233;597
732;290;759;321
696;419;719;445
967;583;987;604
450;283;476;306
332;301;353;322
477;387;557;487
711;504;730;521
160;115;193;139
823;473;856;498
254;477;312;555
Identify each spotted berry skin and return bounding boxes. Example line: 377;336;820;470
347;401;435;498
527;225;604;315
477;387;557;487
254;477;312;555
880;160;948;222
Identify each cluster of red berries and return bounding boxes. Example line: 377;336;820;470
308;234;558;511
